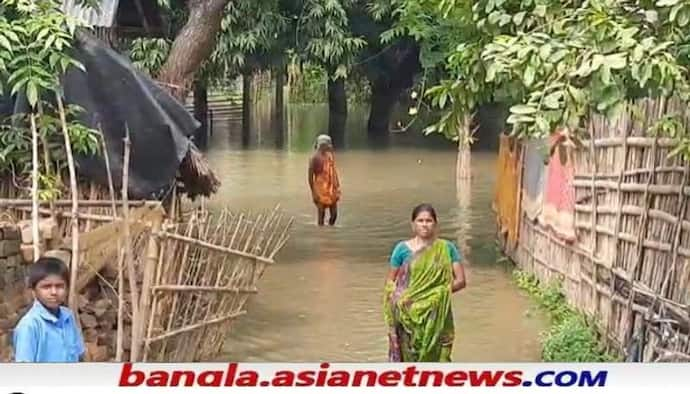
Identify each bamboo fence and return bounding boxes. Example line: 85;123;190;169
0;183;294;361
504;97;690;362
143;206;293;361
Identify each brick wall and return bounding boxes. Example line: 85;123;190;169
0;222;33;361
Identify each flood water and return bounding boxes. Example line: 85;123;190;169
204;102;546;362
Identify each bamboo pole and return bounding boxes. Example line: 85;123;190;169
121;125;141;361
0;199;153;207
146;311;246;345
155;231;275;264
152;285;258;293
135;210;162;362
56;94;81;314
100;131;124;361
29;113;40;260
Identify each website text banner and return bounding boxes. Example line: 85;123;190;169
0;363;688;393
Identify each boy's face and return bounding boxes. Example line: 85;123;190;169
33;274;67;310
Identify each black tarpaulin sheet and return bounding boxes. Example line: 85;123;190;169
1;31;200;199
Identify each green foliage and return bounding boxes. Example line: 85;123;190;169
212;0;288;78
128;38;170;76
382;0;690;159
513;270;617;362
0;0;84;104
0;0;100;200
298;0;367;78
288;63;370;103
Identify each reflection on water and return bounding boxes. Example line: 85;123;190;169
204;103;546;362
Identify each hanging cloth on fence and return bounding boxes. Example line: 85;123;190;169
493;134;522;250
539;130;577;242
522;139;547;221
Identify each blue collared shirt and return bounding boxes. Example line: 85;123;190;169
13;300;85;362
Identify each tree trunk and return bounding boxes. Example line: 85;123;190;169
157;0;231;100
456;115;473;182
274;67;285;149
242;73;252;147
328;77;347;149
193;79;208;149
456;176;471;257
367;81;397;145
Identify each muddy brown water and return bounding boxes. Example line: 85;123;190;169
203;103;546;362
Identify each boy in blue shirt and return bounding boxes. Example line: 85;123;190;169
13;256;85;362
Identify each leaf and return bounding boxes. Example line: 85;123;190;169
632;45;644;62
510;104;537;115
606;53;627;69
590;54;604;72
600;65;611;85
534;5;547;17
657;0;680;6
507;114;535;124
567;85;586;105
0;35;12;52
438;93;448;109
539;44;552;61
572;59;592;77
536;117;550;134
513;11;526;25
679;7;690;27
524;65;535;87
543;91;562;109
550;49;568;63
26;81;39;108
486;62;499;82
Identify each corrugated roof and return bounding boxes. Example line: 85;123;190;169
61;0;120;28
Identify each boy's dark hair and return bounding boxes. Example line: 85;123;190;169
27;257;70;289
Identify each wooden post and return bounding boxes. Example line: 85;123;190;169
136;209;163;361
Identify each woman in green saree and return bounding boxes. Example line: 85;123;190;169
384;204;466;362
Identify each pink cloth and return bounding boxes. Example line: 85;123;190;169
539;133;576;242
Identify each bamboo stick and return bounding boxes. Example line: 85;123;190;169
100;129;124;361
55;95;82;316
155;231;275;264
29;113;40;260
152;285;258;293
121;126;141;362
135;211;162;362
590;137;680;148
146;311;247;345
572;179;690;195
0;199;153;207
577;166;686;179
14;207;117;223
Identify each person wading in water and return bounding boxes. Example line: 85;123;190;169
308;134;341;226
383;204;467;362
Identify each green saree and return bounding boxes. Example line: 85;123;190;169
383;239;455;362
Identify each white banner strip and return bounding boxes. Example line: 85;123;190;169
0;363;688;393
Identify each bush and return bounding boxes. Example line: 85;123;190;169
513;270;617;362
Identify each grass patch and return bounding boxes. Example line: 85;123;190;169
513;270;617;362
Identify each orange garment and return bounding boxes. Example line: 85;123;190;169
312;151;341;206
493;134;522;251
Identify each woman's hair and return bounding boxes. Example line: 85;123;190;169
411;203;438;222
28;257;70;289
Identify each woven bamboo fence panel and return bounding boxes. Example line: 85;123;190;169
510;97;690;362
142;206;293;362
